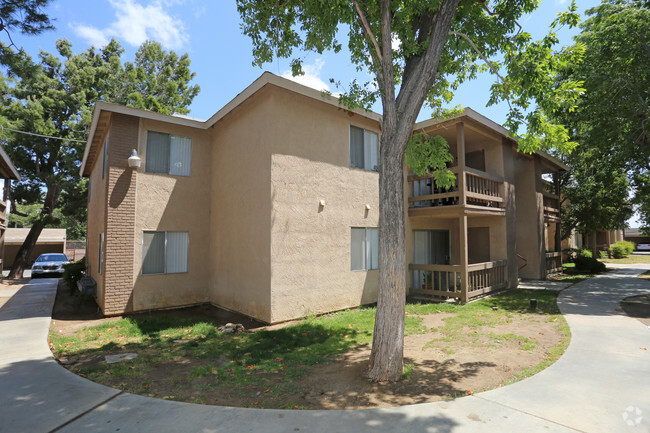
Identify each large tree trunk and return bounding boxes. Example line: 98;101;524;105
7;185;58;279
366;128;408;382
364;0;461;382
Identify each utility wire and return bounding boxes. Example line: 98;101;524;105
0;126;86;143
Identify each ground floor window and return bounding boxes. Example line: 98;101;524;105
99;233;104;275
142;231;189;275
351;227;379;271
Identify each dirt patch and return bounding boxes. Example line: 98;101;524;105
621;294;650;326
50;284;568;410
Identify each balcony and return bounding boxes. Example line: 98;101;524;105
545;252;562;275
410;259;508;302
408;167;505;217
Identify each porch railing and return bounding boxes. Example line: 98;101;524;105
545;252;562;275
410;260;508;301
408;167;504;210
465;169;504;208
467;260;508;297
409;264;462;298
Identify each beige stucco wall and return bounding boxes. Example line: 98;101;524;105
209;87;274;323
86;135;107;309
268;87;381;323
131;118;212;311
515;156;544;279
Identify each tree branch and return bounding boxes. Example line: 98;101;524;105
351;0;383;70
476;0;522;35
448;31;515;113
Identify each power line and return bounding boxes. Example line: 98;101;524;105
0;126;87;143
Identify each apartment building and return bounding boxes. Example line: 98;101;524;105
80;72;565;323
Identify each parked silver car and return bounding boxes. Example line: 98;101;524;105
31;253;70;277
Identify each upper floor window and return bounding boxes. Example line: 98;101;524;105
146;131;192;176
350;125;379;171
102;134;109;179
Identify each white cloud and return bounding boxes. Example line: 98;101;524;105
73;0;189;50
75;25;110;48
281;59;331;93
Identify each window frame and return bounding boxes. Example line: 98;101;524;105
351;227;379;271
102;134;109;179
98;232;104;275
349;125;379;172
145;131;192;177
141;230;189;275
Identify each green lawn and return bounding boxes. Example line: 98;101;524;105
600;254;650;265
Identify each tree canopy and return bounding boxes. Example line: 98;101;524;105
238;0;584;381
552;1;649;234
0;38;200;277
0;0;53;45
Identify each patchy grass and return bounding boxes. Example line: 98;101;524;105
50;289;569;409
601;255;650;265
49;306;425;396
638;270;650;281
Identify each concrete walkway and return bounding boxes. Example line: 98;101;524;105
1;267;649;433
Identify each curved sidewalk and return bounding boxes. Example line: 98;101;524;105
1;266;649;433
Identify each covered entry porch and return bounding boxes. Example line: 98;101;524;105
407;211;510;303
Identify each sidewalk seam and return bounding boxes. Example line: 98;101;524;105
473;395;586;432
48;391;124;433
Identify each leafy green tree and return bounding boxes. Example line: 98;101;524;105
0;0;53;45
237;0;584;381
121;41;200;115
559;149;634;249
0;38;199;278
553;1;649;233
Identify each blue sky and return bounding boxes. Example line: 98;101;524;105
11;1;638;226
14;0;601;123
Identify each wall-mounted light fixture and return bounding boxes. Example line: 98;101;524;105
127;149;141;168
365;204;371;211
319;199;326;207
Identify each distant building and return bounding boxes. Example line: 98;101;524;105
0;146;21;275
624;228;650;248
4;228;67;268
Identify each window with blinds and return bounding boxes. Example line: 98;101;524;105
145;131;192;176
350;125;379;171
351;227;379;271
142;231;189;275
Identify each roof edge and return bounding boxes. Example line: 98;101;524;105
0;144;20;180
414;107;568;171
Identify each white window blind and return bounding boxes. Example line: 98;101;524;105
102;135;109;179
166;231;189;273
146;131;192;176
99;233;104;275
350;126;379;171
351;227;379;271
142;231;189;275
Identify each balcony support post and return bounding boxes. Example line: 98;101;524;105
459;212;469;302
456;122;466;206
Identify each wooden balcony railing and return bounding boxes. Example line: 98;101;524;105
408;167;504;211
545;252;562;275
409;263;462;298
467;260;508;297
465;168;504;208
410;260;508;302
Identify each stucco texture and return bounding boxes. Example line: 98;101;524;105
132;118;212;311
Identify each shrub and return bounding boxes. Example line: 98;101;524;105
577;248;593;259
62;257;86;293
574;255;606;273
608;241;636;259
